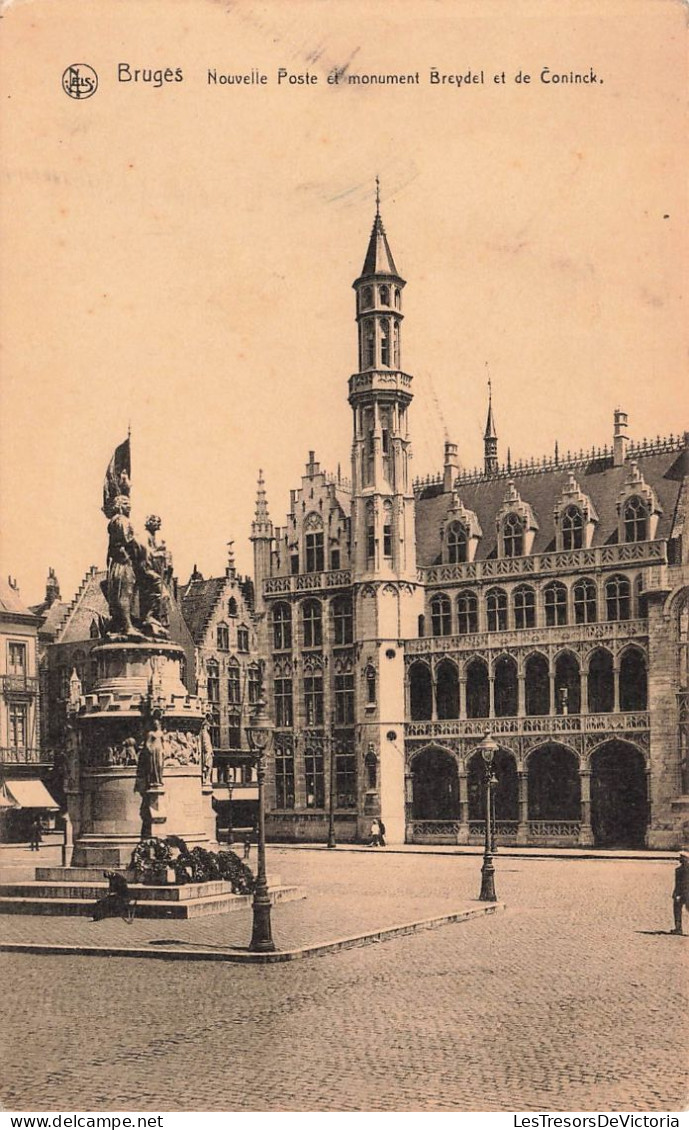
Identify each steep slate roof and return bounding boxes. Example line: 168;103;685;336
179;577;226;646
0;578;38;619
359;213;400;279
415;447;688;567
35;600;70;641
57;569;108;642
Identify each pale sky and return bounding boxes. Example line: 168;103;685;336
1;0;686;607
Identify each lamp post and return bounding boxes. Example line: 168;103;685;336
327;733;337;849
246;695;276;952
478;732;498;902
226;775;234;846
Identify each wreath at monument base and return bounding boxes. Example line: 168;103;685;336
129;836;255;894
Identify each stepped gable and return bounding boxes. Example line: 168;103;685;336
179;577;227;646
415;445;686;566
56;567;108;642
35;599;71;642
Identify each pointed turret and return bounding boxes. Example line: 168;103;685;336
484;376;498;475
250;470;273;613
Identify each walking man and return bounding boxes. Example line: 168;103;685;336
672;851;689;935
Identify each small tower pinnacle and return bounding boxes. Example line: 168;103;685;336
375;175;380;216
251;470;273;538
484;369;498;475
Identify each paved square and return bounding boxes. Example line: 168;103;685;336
0;848;687;1112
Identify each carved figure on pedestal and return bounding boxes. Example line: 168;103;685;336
200;715;214;787
136;713;165;793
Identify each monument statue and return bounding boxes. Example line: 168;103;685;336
200;715;214;787
135;713;166;794
100;437;169;640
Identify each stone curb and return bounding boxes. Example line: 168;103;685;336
273;844;677;862
0;901;504;964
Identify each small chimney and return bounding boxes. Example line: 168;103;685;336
613;408;629;467
443;441;459;492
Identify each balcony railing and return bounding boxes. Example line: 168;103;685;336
404;711;650;740
0;746;45;764
406;619;648;656
2;674;39;696
264;570;352;596
418;539;666;586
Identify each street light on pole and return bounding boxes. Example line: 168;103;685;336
327;732;337;849
246;695;276;952
478;732;498;903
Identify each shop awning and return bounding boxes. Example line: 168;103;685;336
3;779;59;810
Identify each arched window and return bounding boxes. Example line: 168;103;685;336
380;318;390;367
383;500;393;558
365;664;377;705
436;659;459;719
409;662;432;720
302;600;322;648
457;591;478;634
361;286;373;310
430;594;452;636
227;597;238;618
237;624;250;653
366;500;375;562
466;658;489;718
514;586;536;629
206;660;220;704
494;656;518;717
620;648;647;711
248;664;261;704
364;319;375;368
272;603;292;651
379;284;390;306
545;582;568;627
588;648;614;713
573;579;597;624
562;506;584;550
635;575;646;619
332;597;353;646
227;660;241;705
393;321;400;367
555;651;581;714
605;575;631;622
447;521;467;564
502;513;524;558
525;654;549;715
394;287;401;309
216;623;229;650
486;588;508;632
624;496;649;543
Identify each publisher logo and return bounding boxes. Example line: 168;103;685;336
62;64;98;99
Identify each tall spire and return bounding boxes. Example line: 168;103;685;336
357;179;400;281
251;470;273;539
484;368;498;474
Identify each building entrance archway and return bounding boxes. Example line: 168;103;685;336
411;748;459;821
591;741;648;847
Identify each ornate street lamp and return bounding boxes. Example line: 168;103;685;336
327;733;337;849
246;695;276;952
478;732;499;902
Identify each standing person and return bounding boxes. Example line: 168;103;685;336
369;818;381;847
243;830;252;860
29;814;42;852
378;818;387;848
672;851;689;935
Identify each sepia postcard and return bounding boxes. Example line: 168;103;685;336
0;0;687;1118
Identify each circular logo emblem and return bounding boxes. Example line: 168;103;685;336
62;64;98;99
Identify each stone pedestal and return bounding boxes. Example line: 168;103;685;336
70;640;214;868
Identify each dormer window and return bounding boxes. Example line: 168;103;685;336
616;461;661;543
447;521;467;564
554;473;598;551
562;506;584;550
503;513;524;558
623;496;649;543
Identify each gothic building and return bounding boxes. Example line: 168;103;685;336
253;200;689;850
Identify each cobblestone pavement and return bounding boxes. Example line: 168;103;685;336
0;850;687;1113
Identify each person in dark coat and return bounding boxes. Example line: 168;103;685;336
672;851;689;935
243;830;252;860
92;871;135;923
29;814;43;852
